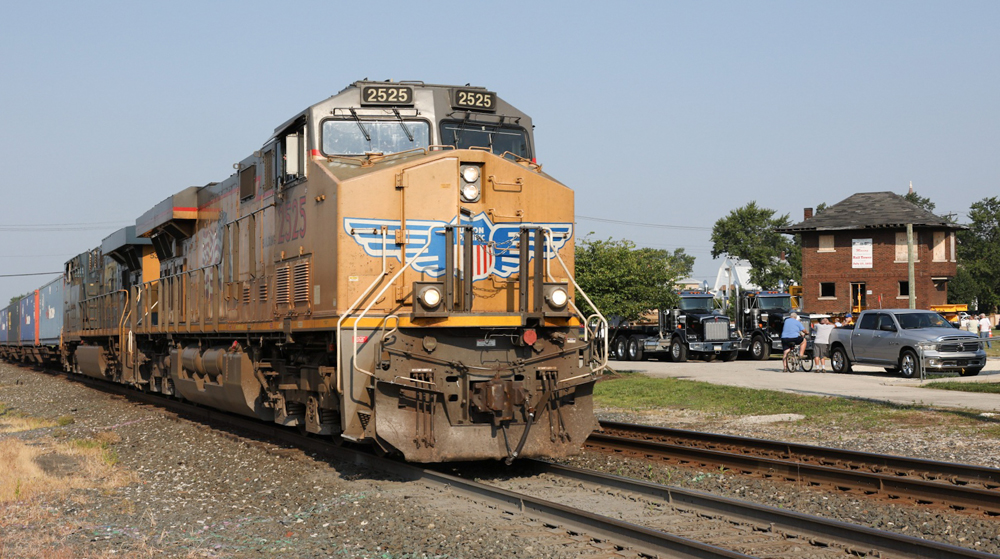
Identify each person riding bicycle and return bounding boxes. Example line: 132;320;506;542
781;312;807;372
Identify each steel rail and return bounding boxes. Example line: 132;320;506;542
13;366;998;558
600;420;1000;488
529;460;998;559
37;369;748;559
592;423;1000;515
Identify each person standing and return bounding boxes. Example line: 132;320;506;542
979;314;992;349
781;312;807;372
967;314;981;336
812;317;835;372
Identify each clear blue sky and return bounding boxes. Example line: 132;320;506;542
2;1;998;299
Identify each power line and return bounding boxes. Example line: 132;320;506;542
0;271;62;278
0;221;131;232
576;215;712;231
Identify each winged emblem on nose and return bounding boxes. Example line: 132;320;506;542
343;212;573;281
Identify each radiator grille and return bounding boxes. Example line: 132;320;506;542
703;319;730;341
258;283;268;302
275;266;290;305
293;261;311;304
939;339;981;353
242;284;251;305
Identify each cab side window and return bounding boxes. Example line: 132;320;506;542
858;313;878;330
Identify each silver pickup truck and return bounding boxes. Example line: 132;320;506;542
827;309;986;378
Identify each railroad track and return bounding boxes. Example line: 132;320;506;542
593;420;1000;516
11;365;997;558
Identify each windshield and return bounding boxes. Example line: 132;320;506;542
896;312;952;330
679;297;714;312
322;119;429;156
758;296;792;311
440;121;530;158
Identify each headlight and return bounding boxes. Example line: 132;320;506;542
419;286;442;307
462;166;480;183
461;182;480;202
917;341;938;351
547;287;568;308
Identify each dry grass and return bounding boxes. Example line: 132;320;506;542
0;407;141;557
0;414;57;434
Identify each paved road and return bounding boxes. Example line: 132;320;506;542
616;356;1000;412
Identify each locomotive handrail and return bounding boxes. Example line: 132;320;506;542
335;226;390;394
540;227;609;375
350;227;443;382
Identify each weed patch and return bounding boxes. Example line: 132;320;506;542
921;381;1000;394
594;374;999;434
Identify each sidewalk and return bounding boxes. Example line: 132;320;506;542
621;358;1000;412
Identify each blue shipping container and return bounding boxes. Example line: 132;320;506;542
19;291;37;344
37;277;64;344
0;306;8;344
8;301;21;347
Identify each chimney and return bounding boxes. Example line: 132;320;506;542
804;207;813;220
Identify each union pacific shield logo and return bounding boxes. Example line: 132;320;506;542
344;212;572;281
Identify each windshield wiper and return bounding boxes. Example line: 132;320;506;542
392;109;414;142
348;108;371;142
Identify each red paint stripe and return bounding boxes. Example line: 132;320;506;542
174;207;198;212
311;149;321;157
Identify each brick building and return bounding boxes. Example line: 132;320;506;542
777;192;964;314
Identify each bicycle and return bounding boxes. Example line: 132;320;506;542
783;346;814;372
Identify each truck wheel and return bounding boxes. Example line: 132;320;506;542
899;350;920;379
830;347;851;373
750;336;769;361
670;338;688;363
613;337;628;361
627;337;645;361
960;367;982;377
721;351;738;362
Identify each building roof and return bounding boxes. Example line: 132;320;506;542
777;191;964;233
713;257;759;293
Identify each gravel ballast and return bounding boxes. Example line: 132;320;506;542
3;362;1000;557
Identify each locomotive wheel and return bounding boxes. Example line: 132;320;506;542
750;336;769;360
670;338;688;362
614;337;628;361
627;337;644;361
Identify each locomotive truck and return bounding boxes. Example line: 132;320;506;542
611;290;740;362
1;80;608;463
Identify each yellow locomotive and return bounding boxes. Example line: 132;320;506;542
59;80;606;462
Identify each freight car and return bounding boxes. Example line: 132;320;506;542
0;80;608;463
0;276;63;365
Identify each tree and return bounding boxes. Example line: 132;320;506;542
710;202;798;290
951;197;1000;312
814;202;829;215
574;237;694;323
903;190;935;213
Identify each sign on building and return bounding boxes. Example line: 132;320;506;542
852;238;873;269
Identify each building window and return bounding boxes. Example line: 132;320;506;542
818;234;835;252
898;281;910;298
819;282;836;298
933;231;946;262
895;232;919;263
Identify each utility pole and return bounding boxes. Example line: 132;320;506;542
907;223;916;309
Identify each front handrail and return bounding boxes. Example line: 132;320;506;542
540;227;609;375
351;227;442;380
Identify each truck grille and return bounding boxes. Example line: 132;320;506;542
703;319;730;341
939;338;981;353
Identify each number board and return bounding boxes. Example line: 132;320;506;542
360;85;414;106
453;89;497;112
